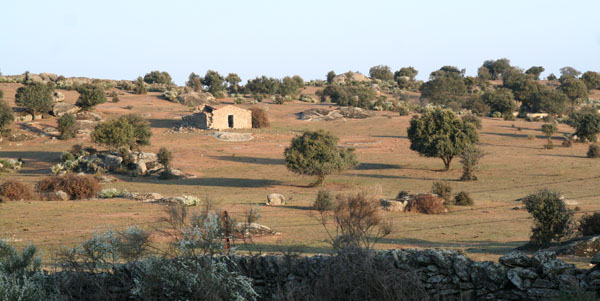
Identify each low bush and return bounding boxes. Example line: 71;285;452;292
407;194;445;214
98;188;123;199
587;144;600;158
157;147;173;168
36;174;100;200
0;180;34;201
579;213;600;236
57;113;76;140
313;190;334;211
523;190;573;247
432;181;452;203
453;191;474;206
250;107;269;128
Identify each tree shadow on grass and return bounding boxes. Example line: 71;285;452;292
351;173;452;181
371;135;408;139
376;237;525;256
236;243;331;255
356;163;402;170
123;177;281;188
540;154;587;159
210;155;285;165
481;131;564;141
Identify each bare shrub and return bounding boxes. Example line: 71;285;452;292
0;180;34;201
317;192;391;250
406;194;445;214
36;174;100;200
250;107;269;128
432;181;452;202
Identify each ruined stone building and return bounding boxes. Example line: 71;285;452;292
183;105;252;130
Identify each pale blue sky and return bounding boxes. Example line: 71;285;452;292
1;0;599;84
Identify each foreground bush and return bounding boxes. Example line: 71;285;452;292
523;190;573;247
579;213;600;236
250;107;269;128
587;144;600;158
0;180;34;201
36;174;100;200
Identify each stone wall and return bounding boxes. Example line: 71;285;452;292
210;105;251;130
227;249;600;300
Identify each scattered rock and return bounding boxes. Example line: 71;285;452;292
52;102;78;117
75;111;103;121
266;193;286;206
176;91;218;106
551;235;600;257
53;91;65;103
53;190;69;201
96;175;118;184
125;192;164;202
75;120;97;135
299;107;374;121
235;222;280;237
104;155;123;172
380;199;408;212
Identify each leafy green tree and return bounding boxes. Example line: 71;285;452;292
284;130;358;185
525;66;545;80
225;73;242;94
477;66;491;81
246;76;280;95
321;84;376;109
524;190;573;247
369;65;393;81
57;113;77;140
75;84;106;111
481;88;517;117
143;71;173;85
538;88;569;116
201;70;226;98
186;72;203;91
463;96;491;117
14;83;54;118
326;71;336;84
559;76;588;107
407;108;478;170
482;58;511;80
279;76;303;97
420;66;466;105
0;91;14;137
133;77;147;95
394;67;418;89
546;73;557;81
568;109;600;142
559;66;581;78
92;114;152;150
581;71;600;90
541;123;558;149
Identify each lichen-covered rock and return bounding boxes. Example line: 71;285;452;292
499;251;532;267
53;91;65;103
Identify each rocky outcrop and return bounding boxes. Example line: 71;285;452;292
299;107;374;121
176;91;218;106
52;102;78;117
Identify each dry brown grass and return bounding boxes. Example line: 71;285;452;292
1;82;600;266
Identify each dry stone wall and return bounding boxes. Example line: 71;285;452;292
227;249;600;300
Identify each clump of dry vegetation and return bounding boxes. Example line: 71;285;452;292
36;174;100;200
250;107;269;128
406;194;446;214
0;180;34;201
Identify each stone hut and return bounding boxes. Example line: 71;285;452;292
183;104;252;130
